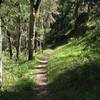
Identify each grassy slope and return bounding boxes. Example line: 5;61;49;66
48;38;100;100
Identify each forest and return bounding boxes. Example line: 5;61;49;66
0;0;100;100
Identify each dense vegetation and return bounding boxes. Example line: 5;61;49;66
0;0;100;100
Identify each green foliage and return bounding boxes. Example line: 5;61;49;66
0;0;100;99
0;51;38;100
48;36;100;100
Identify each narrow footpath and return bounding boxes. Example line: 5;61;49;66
34;49;53;100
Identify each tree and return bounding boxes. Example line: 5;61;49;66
15;3;21;59
28;0;41;60
0;0;30;59
7;30;13;59
38;0;59;46
0;18;2;82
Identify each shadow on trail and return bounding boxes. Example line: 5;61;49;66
0;80;35;100
49;60;100;100
33;55;51;100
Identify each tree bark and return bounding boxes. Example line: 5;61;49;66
28;0;41;60
0;18;2;82
74;0;80;19
74;0;80;29
16;16;21;59
7;31;13;59
28;0;34;60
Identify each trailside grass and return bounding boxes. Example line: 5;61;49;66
48;38;100;100
0;52;37;100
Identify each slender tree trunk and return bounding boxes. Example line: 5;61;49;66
16;16;21;59
0;18;2;82
7;31;13;59
87;4;90;13
28;0;34;60
74;0;80;19
24;36;27;50
19;34;22;52
28;0;41;60
74;0;80;29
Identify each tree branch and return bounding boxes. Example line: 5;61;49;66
34;0;41;13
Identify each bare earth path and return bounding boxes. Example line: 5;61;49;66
34;49;53;100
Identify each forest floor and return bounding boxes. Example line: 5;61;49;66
0;38;100;100
0;49;53;100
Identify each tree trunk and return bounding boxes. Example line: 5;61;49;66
28;0;34;60
16;16;21;59
28;0;41;60
0;18;2;82
74;0;80;29
74;0;80;18
7;31;13;59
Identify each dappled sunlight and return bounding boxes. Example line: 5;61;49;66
48;38;100;99
1;0;100;99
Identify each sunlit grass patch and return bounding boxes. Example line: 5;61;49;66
1;52;36;91
48;39;100;100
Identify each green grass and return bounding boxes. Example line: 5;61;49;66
0;50;49;100
0;52;37;100
0;20;100;100
48;39;100;100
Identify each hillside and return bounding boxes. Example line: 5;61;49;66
48;30;100;100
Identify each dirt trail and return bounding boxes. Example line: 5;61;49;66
34;49;53;100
